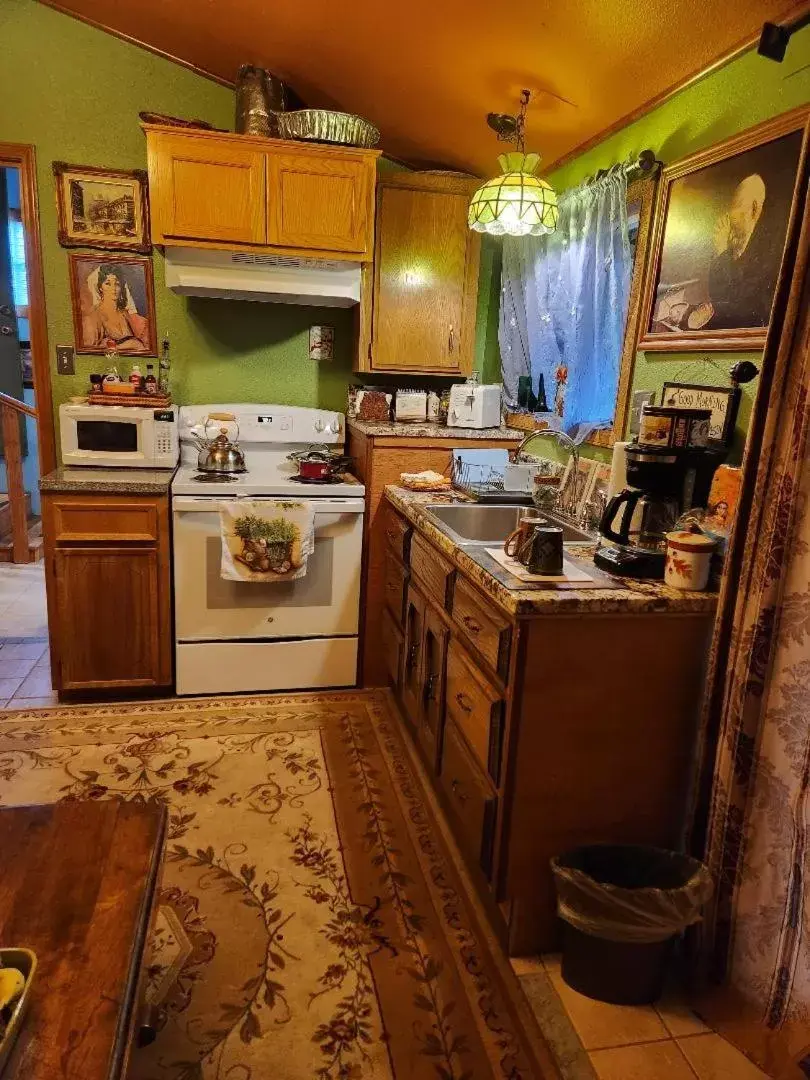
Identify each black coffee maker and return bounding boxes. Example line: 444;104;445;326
594;443;723;578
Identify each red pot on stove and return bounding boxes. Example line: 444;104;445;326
292;449;350;481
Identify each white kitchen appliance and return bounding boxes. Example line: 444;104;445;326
59;402;179;469
164;248;362;307
447;382;502;429
171;404;365;696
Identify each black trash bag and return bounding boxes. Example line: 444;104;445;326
551;844;714;945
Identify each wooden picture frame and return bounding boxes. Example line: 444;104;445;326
586;170;660;448
639;106;809;353
661;381;741;449
68;253;157;356
53;162;151;253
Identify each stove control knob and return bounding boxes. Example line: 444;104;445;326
314;419;324;433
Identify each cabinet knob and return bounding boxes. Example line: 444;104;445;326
424;672;438;702
455;691;473;713
462;615;481;634
451;778;468;803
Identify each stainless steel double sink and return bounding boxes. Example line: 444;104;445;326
424;502;594;547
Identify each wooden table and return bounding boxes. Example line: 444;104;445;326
0;800;166;1079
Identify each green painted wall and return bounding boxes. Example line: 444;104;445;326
545;27;810;462
1;0;499;437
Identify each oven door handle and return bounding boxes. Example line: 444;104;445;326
172;496;366;514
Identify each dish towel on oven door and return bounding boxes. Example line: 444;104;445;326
219;500;316;582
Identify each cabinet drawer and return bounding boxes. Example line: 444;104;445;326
383;557;408;625
50;499;160;543
446;637;504;784
453;576;512;679
381;607;402;688
410;534;454;610
440;720;497;878
382;505;411;563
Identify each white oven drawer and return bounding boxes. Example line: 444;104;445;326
172;498;364;642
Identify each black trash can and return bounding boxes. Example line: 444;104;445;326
551;844;713;1006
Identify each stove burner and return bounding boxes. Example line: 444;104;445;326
289;474;346;485
191;472;240;483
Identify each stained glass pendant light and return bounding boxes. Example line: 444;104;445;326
468;90;558;237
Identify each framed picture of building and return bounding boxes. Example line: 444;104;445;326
639;107;808;352
53;162;151;253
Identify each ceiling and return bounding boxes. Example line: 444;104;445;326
44;0;805;175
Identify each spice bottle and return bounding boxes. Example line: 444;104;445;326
144;364;158;395
129;364;143;391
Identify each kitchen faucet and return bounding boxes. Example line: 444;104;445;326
513;428;582;522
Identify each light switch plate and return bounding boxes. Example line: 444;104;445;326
56;345;75;375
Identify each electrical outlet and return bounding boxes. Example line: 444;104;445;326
56;345;75;375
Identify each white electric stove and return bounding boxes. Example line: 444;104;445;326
171;404;365;696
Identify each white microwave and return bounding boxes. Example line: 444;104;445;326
59;403;179;469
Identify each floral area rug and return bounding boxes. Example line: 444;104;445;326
0;690;558;1080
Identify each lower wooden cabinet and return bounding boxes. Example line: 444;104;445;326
43;492;172;694
439;720;497;878
381;493;714;955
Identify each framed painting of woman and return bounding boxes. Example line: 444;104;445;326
68;253;157;356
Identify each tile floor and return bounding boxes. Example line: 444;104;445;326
0;562;56;709
514;954;770;1080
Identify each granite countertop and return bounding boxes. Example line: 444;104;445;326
385;485;719;618
347;418;522;441
40;466;176;495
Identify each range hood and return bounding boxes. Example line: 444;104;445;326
164;248;362;307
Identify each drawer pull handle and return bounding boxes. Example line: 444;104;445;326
386;529;398;545
386;581;398;591
424;673;438;702
462;615;481;634
451;778;468;803
408;643;419;669
455;691;473;713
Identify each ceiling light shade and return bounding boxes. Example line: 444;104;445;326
468;152;558;237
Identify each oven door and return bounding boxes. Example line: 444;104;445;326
172;496;364;641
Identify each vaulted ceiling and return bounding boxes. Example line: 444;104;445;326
43;0;803;175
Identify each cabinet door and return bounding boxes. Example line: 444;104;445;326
400;584;427;726
269;151;373;254
51;546;166;690
417;604;449;772
149;132;267;245
371;183;480;373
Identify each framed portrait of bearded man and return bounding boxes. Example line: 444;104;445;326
639;107;808;352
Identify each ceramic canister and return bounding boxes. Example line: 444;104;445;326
664;530;717;591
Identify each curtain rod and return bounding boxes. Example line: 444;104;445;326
587;149;662;186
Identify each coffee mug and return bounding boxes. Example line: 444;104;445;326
504;509;544;559
521;524;564;575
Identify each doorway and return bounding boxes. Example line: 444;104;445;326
0;143;56;706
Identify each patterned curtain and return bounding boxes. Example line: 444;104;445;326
690;145;810;1078
499;168;631;428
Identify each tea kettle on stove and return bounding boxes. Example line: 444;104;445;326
192;413;247;474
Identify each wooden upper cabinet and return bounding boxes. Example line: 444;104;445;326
364;172;481;374
148;130;267;246
269;151;375;255
144;125;379;259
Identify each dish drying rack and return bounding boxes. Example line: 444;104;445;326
450;458;531;504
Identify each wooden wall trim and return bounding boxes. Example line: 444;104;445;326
545;0;810;174
0;142;57;476
35;0;234;88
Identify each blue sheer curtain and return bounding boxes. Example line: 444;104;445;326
499;168;632;429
